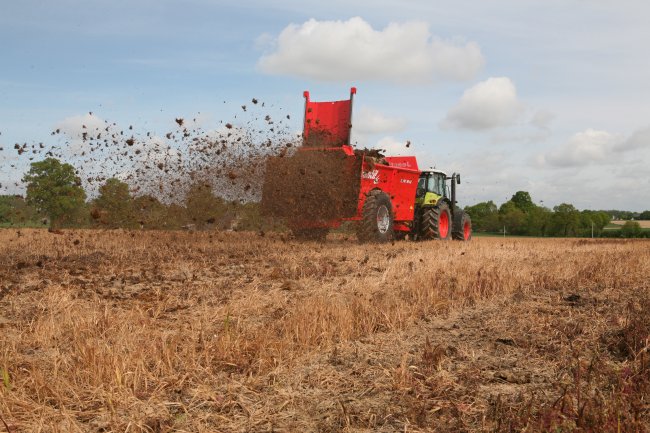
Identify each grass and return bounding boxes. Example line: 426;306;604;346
0;221;46;229
610;220;650;228
0;229;648;432
472;232;534;238
604;224;650;233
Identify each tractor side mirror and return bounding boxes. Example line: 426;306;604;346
456;174;461;184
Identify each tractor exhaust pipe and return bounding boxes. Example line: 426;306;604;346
450;173;460;211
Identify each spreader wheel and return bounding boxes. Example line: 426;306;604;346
452;210;472;241
356;190;394;243
420;202;451;240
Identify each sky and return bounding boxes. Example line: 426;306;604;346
1;0;649;210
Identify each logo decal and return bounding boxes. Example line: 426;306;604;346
362;169;379;184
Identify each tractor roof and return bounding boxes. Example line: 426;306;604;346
421;169;448;177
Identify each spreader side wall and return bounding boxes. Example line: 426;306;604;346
358;161;420;222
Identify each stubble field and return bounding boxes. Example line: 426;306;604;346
0;229;648;432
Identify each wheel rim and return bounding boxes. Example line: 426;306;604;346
439;211;449;238
377;205;390;234
463;221;470;240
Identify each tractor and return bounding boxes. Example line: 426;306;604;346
261;88;472;242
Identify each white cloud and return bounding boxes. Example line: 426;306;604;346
53;113;112;155
617;126;650;151
539;129;621;167
375;136;411;155
354;107;407;134
175;112;212;130
441;77;523;130
55;113;107;140
530;110;555;130
257;17;484;84
488;129;551;146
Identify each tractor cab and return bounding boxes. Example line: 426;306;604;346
416;170;448;206
411;169;468;241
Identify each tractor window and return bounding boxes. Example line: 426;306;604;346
440;177;448;198
416;177;426;197
426;174;446;196
426;176;436;194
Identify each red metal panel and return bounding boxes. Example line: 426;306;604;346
304;100;351;146
384;156;419;171
357;158;420;223
303;89;354;147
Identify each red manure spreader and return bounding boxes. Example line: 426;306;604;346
261;88;471;242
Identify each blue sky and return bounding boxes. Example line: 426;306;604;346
1;0;649;210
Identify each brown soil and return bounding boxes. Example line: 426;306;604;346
0;231;648;432
2;100;300;205
2;97;406;237
261;149;362;222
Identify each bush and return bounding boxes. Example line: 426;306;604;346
621;221;642;237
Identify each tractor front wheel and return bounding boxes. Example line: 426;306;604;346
420;202;451;240
357;190;394;243
452;211;472;241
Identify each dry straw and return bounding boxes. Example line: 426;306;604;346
0;230;648;432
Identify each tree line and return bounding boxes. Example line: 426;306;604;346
464;191;649;238
1;158;649;237
1;157;277;231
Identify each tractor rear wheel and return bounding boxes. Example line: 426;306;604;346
357;190;394;243
420;202;451;240
452;211;472;241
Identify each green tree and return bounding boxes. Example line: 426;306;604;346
595;211;611;230
600;210;638;220
499;201;527;235
185;182;227;229
165;203;189;230
510;191;535;213
0;196;11;224
499;192;546;236
93;178;136;228
621;221;642;237
23;158;87;228
525;205;552;236
0;195;43;226
133;195;168;229
464;201;500;232
579;210;611;236
640;210;650;220
551;203;581;236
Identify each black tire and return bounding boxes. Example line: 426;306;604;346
290;225;329;241
420;201;451;240
356;190;394;243
452;210;472;241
